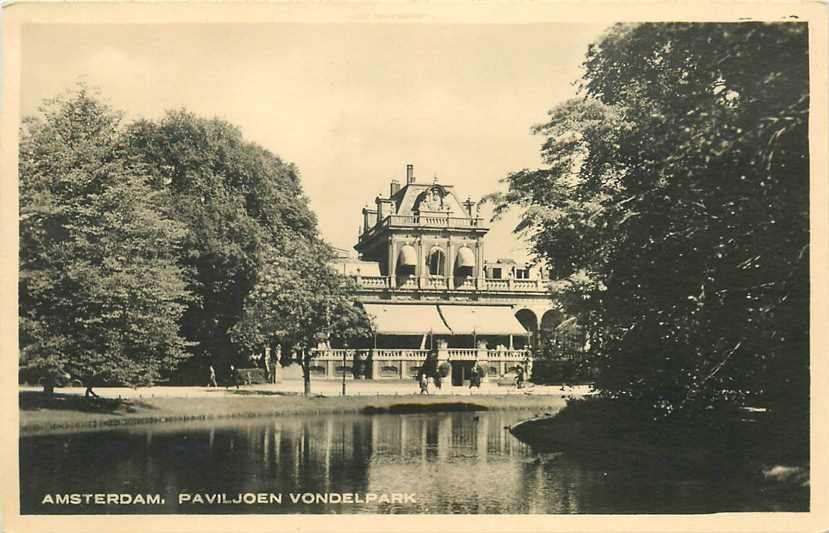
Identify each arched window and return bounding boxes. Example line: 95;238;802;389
428;248;446;276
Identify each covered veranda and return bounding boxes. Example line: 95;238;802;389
312;302;533;384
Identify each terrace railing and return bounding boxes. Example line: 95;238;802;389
350;275;549;293
447;348;478;360
312;348;530;362
486;349;531;361
372;349;431;360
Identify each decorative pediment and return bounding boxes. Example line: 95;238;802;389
414;185;449;213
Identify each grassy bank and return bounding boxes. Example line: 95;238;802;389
20;390;567;435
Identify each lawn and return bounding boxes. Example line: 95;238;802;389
19;390;568;435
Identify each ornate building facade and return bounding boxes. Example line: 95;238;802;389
316;164;563;385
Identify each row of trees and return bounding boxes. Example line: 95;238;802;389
19;86;371;395
490;22;809;417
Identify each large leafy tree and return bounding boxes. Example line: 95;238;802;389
231;240;374;395
19;87;192;394
124;112;318;380
490;23;809;417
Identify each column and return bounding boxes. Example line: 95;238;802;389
436;339;451;387
446;239;455;290
478;239;486;279
476;342;489;384
418;238;426;284
475;239;485;289
371;350;381;380
388;239;397;288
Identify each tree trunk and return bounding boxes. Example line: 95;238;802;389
302;350;311;396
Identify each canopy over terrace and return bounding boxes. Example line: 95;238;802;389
360;302;529;337
361;303;452;335
319;302;533;382
437;304;528;336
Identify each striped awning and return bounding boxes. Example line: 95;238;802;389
455;246;475;268
398;245;417;267
438;304;529;335
360;303;529;337
361;303;452;335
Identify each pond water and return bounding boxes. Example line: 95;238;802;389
20;409;799;514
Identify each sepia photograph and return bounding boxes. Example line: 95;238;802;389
2;2;827;531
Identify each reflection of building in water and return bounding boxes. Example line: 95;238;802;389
364;412;534;513
316;163;572;385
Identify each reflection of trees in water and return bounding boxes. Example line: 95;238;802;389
21;411;795;514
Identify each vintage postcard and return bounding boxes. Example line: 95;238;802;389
1;1;827;532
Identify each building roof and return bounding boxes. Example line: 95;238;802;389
391;183;467;218
330;258;381;276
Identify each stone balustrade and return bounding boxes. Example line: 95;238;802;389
372;349;431;360
350;275;549;293
308;347;532;381
360;214;487;242
312;348;530;362
486;349;531;360
447;348;478;360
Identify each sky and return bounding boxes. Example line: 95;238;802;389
21;23;608;260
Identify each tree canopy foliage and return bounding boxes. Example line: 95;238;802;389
230;240;374;393
19;87;192;391
124;110;335;378
21;88;371;391
489;23;809;416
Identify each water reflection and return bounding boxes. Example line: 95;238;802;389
20;408;795;514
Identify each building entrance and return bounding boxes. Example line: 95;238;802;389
451;361;475;387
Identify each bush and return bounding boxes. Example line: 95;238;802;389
437;362;451;378
235;368;268;385
531;358;593;385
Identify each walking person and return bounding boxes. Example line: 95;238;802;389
228;364;240;390
207;364;218;388
419;373;429;395
515;365;525;389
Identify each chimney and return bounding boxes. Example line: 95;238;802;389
390;179;401;196
376;196;385;222
406;164;415;185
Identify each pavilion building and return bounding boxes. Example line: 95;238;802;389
315;164;564;386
